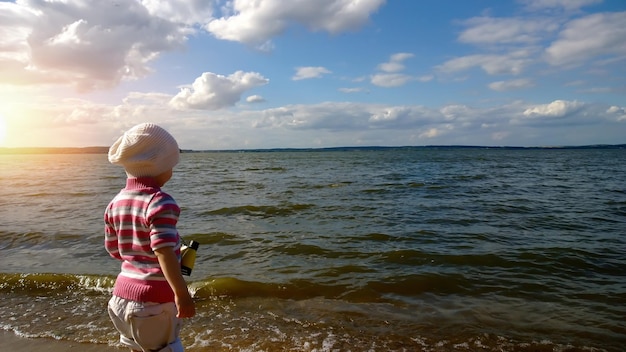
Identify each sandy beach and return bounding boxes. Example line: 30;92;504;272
0;331;122;352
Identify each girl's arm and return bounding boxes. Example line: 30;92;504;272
154;246;196;318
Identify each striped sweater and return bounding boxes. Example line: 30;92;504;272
104;177;181;303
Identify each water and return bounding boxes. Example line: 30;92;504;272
1;148;624;351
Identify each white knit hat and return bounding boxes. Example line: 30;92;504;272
108;123;180;177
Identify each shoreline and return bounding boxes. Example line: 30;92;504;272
0;331;121;352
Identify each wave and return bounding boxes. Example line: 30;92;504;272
204;203;314;217
0;231;90;249
0;272;473;304
0;273;114;294
1;273;621;352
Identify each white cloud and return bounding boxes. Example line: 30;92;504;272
0;0;188;91
247;101;539;146
293;66;332;80
206;0;385;47
370;73;413;87
251;102;440;131
520;0;602;12
339;87;365;93
371;53;423;87
1;0;624;150
440;105;474;120
0;2;36;66
606;106;621;114
390;52;415;62
377;62;405;73
522;100;584;117
512;99;626;133
377;52;414;73
8;87;625;148
459;17;558;45
449;5;626;85
417;75;434;82
246;95;266;103
437;53;532;75
545;12;626;66
579;87;613;94
0;0;388;91
141;0;214;25
489;78;534;91
170;71;269;110
607;106;626;121
369;107;413;122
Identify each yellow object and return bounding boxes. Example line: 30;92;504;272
180;240;199;276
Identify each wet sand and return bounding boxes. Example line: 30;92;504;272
0;331;122;352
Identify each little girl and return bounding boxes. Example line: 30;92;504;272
105;123;195;352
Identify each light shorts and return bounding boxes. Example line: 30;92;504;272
108;295;183;352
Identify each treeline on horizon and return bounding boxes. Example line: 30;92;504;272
1;144;624;155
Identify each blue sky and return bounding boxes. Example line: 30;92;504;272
0;0;625;149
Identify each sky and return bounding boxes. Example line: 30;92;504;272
0;0;625;150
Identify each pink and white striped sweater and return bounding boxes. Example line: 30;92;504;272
104;177;181;303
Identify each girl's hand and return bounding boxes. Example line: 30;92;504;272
154;246;196;318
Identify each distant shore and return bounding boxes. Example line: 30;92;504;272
0;144;624;155
0;146;111;154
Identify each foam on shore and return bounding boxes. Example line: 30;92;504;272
0;331;121;352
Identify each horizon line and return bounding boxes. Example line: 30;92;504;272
1;144;625;154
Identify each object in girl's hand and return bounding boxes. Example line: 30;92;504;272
181;240;199;276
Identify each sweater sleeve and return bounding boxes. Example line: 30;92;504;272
103;204;122;260
146;192;180;251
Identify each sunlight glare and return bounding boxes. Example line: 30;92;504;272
0;114;6;146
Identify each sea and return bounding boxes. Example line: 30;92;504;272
0;147;624;352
